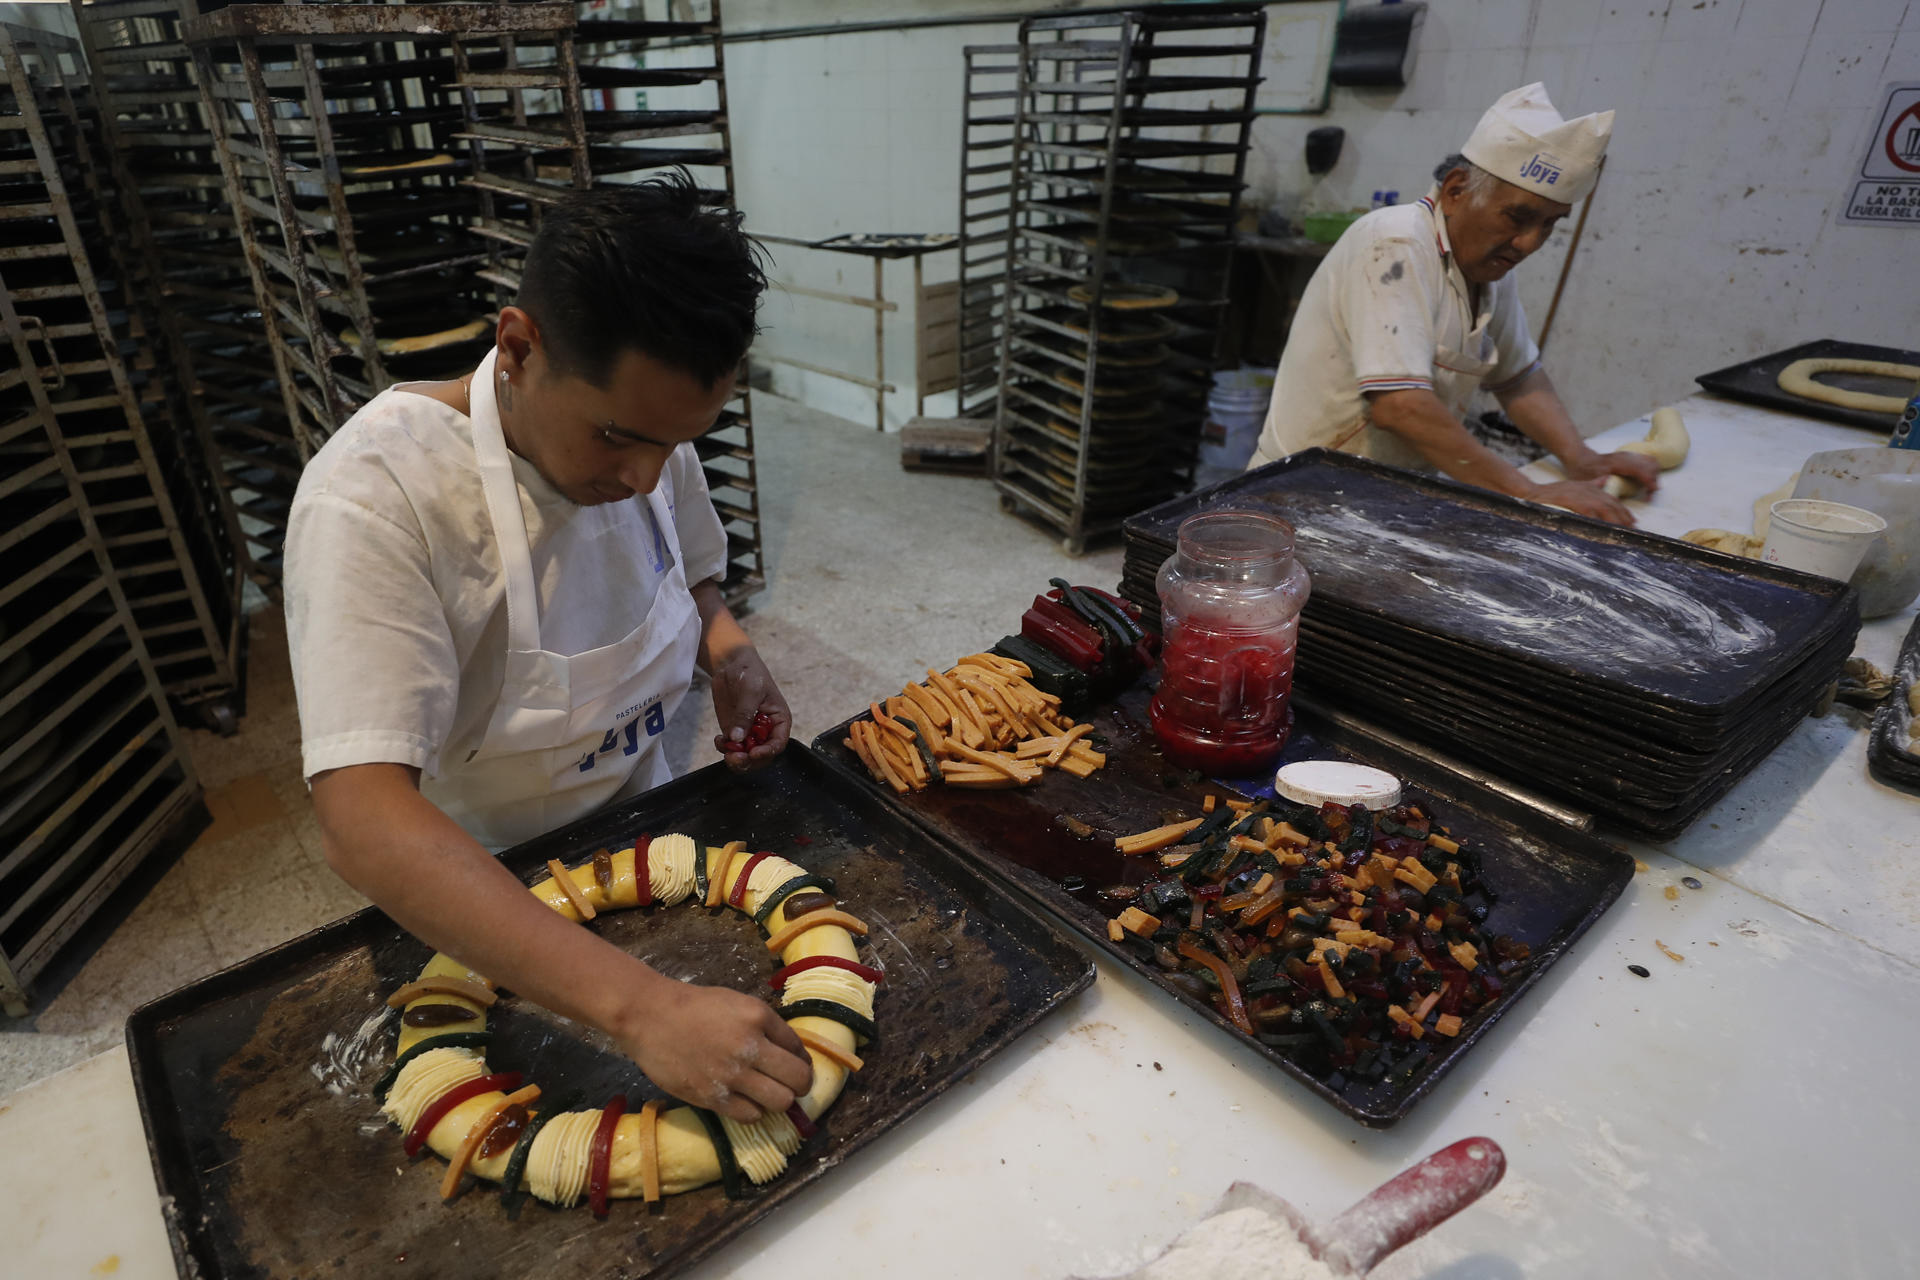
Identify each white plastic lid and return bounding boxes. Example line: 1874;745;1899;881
1274;760;1402;811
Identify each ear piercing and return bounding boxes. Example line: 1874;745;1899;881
499;369;510;383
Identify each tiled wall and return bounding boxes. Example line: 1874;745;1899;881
721;2;1920;433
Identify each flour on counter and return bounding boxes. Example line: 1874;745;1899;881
1576;1120;1650;1196
1517;1104;1730;1273
1127;1206;1338;1280
1483;1175;1542;1227
1101;1210;1336;1280
1075;1183;1337;1280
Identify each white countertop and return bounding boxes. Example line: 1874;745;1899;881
7;396;1916;1280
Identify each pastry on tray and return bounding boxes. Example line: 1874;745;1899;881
370;835;876;1213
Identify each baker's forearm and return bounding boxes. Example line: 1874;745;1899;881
311;765;667;1042
1494;366;1595;466
691;577;752;674
1366;388;1536;498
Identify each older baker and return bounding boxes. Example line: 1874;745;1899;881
1248;83;1658;524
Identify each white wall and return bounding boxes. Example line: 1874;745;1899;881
726;25;1015;427
716;1;1920;433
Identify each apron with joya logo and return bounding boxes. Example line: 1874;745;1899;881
424;347;702;852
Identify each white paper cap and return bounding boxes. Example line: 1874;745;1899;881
1461;82;1613;202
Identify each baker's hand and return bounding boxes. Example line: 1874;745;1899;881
710;643;792;771
1526;477;1637;526
1562;447;1661;495
618;981;813;1122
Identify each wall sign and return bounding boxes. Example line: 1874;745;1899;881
1840;82;1920;227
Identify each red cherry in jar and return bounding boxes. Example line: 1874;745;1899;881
1148;510;1310;775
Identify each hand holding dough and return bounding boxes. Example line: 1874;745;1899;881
376;836;875;1213
1603;407;1690;498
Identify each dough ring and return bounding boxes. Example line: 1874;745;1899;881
1776;358;1920;414
371;836;877;1211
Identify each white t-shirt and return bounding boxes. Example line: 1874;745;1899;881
284;384;729;784
1249;192;1541;471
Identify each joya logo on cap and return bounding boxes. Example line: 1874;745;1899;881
1517;152;1563;185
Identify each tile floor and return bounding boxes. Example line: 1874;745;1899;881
0;393;1125;1096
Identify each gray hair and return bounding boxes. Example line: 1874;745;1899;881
1433;153;1499;197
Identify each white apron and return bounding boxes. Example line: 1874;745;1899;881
424;349;702;851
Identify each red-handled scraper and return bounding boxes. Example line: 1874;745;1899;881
1305;1136;1507;1274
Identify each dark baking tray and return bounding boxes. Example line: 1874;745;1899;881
812;687;1632;1127
1295;621;1855;780
1119;450;1862;714
1287;585;1855;720
1118;560;1857;748
1294;647;1837;838
1295;610;1855;757
125;747;1094;1280
1696;339;1918;434
1867;612;1920;791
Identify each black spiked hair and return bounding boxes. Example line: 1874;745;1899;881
515;171;766;388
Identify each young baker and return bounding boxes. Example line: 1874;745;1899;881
285;175;810;1123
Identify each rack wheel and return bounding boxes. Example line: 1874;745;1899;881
202;700;239;737
2;990;28;1019
1063;535;1087;557
999;494;1018;513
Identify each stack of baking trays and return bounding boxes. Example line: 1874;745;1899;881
998;295;1181;518
186;6;566;454
8;23;249;732
0;29;209;1014
1119;451;1863;840
72;0;283;593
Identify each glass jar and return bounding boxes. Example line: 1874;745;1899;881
1149;510;1311;775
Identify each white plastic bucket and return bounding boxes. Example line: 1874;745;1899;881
1761;499;1889;581
1210;366;1275;411
1199;366;1274;473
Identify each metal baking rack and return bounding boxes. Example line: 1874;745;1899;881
0;23;208;1015
451;0;765;606
185;4;554;462
10;19;246;731
992;4;1264;554
954;41;1021;421
72;0;299;596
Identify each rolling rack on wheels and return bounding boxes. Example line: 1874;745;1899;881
991;4;1264;555
451;0;768;606
184;4;560;454
954;41;1022;422
10;21;245;733
71;0;297;599
0;22;208;1016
